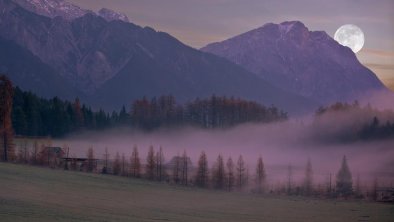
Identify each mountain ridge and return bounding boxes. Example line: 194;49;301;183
201;21;388;104
13;0;129;22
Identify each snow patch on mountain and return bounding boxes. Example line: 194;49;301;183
279;21;296;34
13;0;130;22
98;8;129;23
14;0;89;20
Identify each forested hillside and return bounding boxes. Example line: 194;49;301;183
313;102;394;142
12;87;287;137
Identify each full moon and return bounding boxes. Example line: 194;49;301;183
334;24;365;53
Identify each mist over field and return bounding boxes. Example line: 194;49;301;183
55;117;394;189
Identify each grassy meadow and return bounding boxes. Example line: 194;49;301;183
0;163;393;222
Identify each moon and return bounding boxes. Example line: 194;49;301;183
334;24;365;53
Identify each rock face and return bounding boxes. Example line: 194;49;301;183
13;0;91;20
201;21;387;103
0;0;316;113
13;0;130;22
0;36;81;100
98;8;129;23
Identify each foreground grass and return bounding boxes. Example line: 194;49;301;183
0;163;392;222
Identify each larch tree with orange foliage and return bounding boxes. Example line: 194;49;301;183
0;75;15;162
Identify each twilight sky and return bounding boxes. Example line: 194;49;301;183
69;0;394;90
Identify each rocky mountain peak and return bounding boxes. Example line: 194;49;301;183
13;0;90;20
98;8;129;23
201;21;387;104
13;0;130;23
278;21;306;33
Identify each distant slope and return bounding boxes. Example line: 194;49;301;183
90;28;315;112
0;36;81;100
0;0;316;114
1;163;392;222
202;21;388;104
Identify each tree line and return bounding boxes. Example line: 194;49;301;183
13;141;377;200
314;101;394;142
12;87;287;137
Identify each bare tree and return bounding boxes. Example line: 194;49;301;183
31;140;39;165
181;150;189;186
326;172;333;197
145;145;156;180
63;145;70;170
372;177;378;201
130;145;141;178
255;156;266;193
303;158;313;195
212;154;226;190
195;151;209;188
36;144;49;166
70;155;77;171
173;153;180;184
287;164;293;194
245;165;250;188
354;173;362;198
236;155;246;190
113;152;121;175
17;139;29;164
156;146;165;181
86;147;96;173
226;157;235;191
102;147;110;174
121;153;127;176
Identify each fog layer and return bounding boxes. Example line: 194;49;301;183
55;120;394;188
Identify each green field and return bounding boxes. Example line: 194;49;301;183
0;163;392;222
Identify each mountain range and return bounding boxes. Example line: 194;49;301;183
0;0;389;115
0;0;316;114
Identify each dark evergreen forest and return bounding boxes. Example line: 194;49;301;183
12;87;287;137
315;102;394;141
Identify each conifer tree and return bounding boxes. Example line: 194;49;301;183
226;157;235;191
236;155;246;190
212;154;226;189
355;173;361;197
173;153;180;184
255;156;266;193
130;145;141;178
336;156;353;197
303;158;313;195
145;145;156;180
195;151;209;188
73;98;84;128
